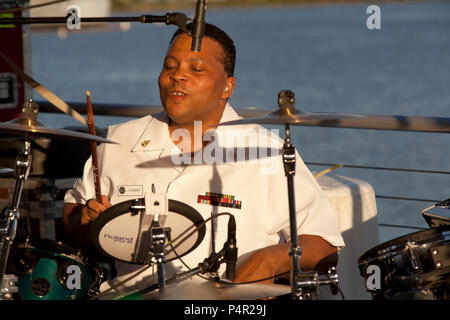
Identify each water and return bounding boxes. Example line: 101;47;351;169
31;1;450;244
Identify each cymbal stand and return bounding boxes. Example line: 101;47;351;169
0;99;36;299
278;90;339;300
277;90;303;299
0;139;32;299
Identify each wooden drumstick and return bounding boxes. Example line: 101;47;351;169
86;90;102;203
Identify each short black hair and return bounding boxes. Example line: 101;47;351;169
170;23;236;77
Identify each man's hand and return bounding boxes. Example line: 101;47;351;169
80;195;111;225
63;195;111;247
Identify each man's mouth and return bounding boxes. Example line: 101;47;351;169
167;88;189;103
169;89;187;97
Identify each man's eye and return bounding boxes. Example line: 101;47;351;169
164;63;176;69
192;67;204;72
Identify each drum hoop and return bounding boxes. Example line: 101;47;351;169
358;226;450;265
90;198;206;264
14;237;102;275
21;237;77;255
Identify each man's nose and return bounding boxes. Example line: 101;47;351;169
170;67;188;82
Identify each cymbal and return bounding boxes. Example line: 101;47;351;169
0;119;117;144
297;113;450;133
36;99;450;133
0;51;88;126
214;109;363;127
214;109;450;133
0;168;14;174
137;278;291;300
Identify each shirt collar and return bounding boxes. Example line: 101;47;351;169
130;111;170;152
131;103;254;168
219;102;242;123
131;103;242;151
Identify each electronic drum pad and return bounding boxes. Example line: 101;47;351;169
90;199;206;264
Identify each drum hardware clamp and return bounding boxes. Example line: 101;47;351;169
0;274;19;299
292;267;340;299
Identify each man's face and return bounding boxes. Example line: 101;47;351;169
158;33;235;126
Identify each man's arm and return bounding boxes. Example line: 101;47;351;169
234;235;338;283
62;195;110;247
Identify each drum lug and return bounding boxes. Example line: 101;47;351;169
430;245;450;269
406;241;422;273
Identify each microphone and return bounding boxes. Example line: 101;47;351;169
191;0;207;52
225;214;238;281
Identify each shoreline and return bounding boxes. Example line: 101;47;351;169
111;0;430;13
28;0;431;33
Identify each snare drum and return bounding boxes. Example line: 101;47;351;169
358;226;450;300
7;237;103;300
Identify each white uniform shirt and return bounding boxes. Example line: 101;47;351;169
65;103;345;295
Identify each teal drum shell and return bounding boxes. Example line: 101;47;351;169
8;238;102;300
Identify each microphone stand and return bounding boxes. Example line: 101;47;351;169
119;214;236;300
119;237;231;300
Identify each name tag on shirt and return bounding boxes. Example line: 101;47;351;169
117;185;143;196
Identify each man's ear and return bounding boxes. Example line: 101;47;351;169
221;77;236;100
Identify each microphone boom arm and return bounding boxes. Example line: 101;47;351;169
0;12;190;29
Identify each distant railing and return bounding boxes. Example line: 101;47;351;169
306;162;450;176
306;161;448;231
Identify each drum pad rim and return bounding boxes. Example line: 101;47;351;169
90;198;206;265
